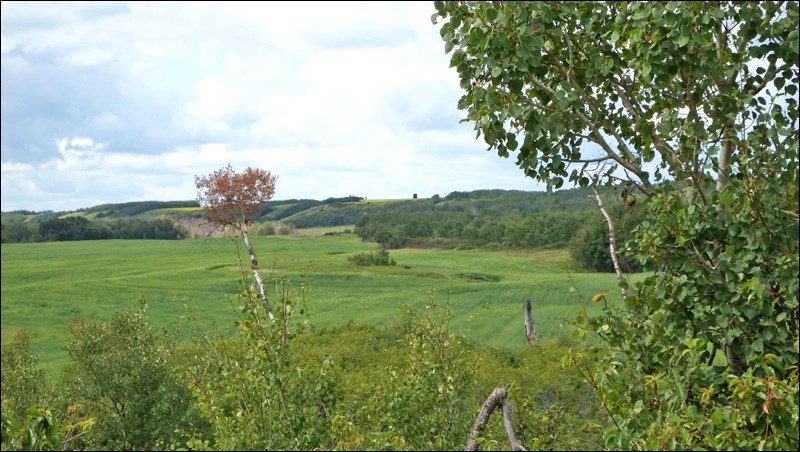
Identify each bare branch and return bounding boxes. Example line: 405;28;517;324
565;155;613;164
466;387;526;451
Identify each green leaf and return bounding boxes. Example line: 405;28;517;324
711;409;724;425
751;337;763;353
719;189;734;206
491;67;503;78
641;62;652;79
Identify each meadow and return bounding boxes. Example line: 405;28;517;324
1;228;628;376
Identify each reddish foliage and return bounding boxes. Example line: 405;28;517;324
195;164;278;227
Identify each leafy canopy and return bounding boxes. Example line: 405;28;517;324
435;1;799;450
195;164;278;228
433;1;798;195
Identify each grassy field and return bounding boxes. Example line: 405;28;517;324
148;207;204;215
1;230;630;376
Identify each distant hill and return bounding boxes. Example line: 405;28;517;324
2;188;636;263
2;187;616;229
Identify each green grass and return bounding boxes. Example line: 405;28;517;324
293;225;354;237
148;207;204;215
1;233;634;376
352;198;411;204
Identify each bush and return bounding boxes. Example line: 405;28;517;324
347;250;396;266
188;278;338;450
0;331;51;420
252;222;276;236
62;298;198;450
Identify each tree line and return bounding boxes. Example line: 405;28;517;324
1;195;643;273
1;216;188;243
354;197;646;273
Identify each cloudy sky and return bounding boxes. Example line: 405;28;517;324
1;1;549;212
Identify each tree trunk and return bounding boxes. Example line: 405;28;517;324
466;387;525;451
724;341;748;376
523;300;538;345
592;185;628;298
715;122;734;192
240;222;275;322
716;126;749;375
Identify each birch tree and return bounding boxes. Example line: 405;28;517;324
434;2;798;449
195;164;278;321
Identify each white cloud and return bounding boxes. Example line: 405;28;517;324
1;1;546;212
58;48;115;67
86;111;122;131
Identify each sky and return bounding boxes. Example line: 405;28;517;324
0;1;549;213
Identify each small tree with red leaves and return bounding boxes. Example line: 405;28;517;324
195;164;278;321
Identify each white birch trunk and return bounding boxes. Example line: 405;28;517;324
592;186;628;298
240;222;275;322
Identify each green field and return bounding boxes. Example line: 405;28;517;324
1;230;628;376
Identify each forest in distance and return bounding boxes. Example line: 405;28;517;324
1;187;644;273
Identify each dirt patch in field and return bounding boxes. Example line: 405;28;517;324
457;272;501;283
172;217;228;238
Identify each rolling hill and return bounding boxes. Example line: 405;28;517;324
2;187;618;231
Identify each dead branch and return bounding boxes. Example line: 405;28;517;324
466;387;525;451
523;300;538;345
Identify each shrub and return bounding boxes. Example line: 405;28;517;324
252;222;276;236
347;250;396;266
62;298;198;450
0;331;51;420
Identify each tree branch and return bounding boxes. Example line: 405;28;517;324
524;73;648;185
466;387;526;451
609;81;693;187
552;42;640;166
